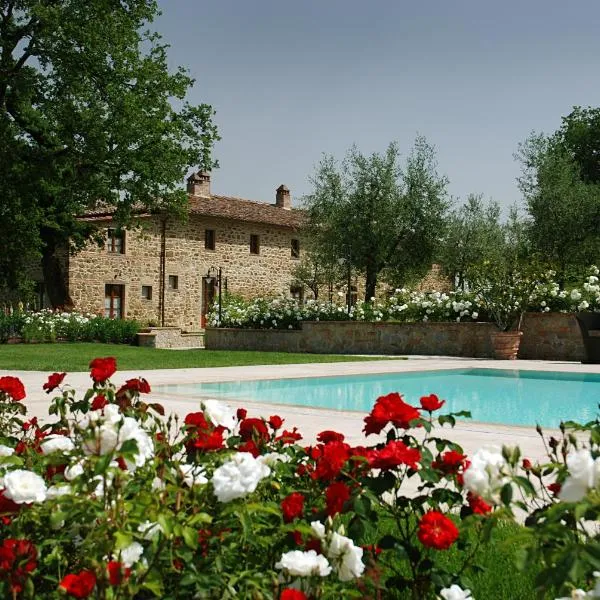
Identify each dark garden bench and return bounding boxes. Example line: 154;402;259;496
575;312;600;364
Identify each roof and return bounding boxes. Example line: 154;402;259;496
80;194;306;229
188;194;305;229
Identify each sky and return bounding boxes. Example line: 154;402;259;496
155;0;600;213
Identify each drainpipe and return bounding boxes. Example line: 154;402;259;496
158;217;166;326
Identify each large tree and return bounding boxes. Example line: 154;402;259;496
303;138;449;301
0;0;218;305
437;194;505;290
517;131;600;282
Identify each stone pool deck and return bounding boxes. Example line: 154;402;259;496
9;356;600;462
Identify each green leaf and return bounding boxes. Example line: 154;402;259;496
500;483;513;506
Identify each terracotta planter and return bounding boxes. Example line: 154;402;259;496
490;331;523;360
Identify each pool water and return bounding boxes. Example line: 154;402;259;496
156;369;600;428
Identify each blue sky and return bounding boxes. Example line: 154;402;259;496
155;0;600;212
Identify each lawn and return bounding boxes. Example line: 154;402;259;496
0;343;400;372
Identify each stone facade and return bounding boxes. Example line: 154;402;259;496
65;173;306;329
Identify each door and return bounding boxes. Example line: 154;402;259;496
201;277;216;328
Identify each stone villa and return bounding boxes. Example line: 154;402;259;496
64;172;306;329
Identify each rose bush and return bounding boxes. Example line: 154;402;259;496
209;266;600;330
0;358;599;598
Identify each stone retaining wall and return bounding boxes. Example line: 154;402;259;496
137;327;204;349
205;313;586;361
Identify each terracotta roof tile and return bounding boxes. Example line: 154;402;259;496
188;194;306;229
80;194;307;229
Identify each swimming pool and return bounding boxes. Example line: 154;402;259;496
155;368;600;428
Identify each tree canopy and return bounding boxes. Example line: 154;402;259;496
0;0;219;304
302;138;449;300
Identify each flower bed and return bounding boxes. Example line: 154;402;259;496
0;310;140;344
208;267;600;330
1;361;600;598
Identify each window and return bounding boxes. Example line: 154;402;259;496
141;285;152;300
168;275;179;290
107;229;125;254
105;284;124;319
205;229;215;250
348;285;358;307
250;234;260;255
291;238;300;259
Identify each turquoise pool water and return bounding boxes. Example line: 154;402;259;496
156;369;600;428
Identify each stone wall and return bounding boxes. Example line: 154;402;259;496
518;312;585;361
137;327;204;349
206;321;498;357
205;313;586;361
67;214;303;329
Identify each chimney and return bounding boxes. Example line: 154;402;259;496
275;184;291;209
186;171;211;197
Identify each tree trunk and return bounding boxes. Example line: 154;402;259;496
41;242;74;309
365;268;378;302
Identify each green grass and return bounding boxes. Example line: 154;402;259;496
0;342;401;372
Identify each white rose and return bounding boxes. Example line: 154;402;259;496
202;399;236;430
3;469;47;503
41;434;75;455
571;289;582;301
179;463;208;487
64;461;85;481
0;444;14;457
119;541;144;568
275;549;331;577
558;449;600;503
138;520;163;540
440;584;472;599
326;532;365;581
311;521;326;540
46;484;72;499
211;452;270;502
257;452;290;467
462;446;507;502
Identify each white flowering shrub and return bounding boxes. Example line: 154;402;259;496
209;267;600;330
0;309;139;343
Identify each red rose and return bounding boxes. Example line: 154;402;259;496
281;492;305;523
522;458;532;470
43;372;66;393
238;440;260;457
325;481;351;516
236;408;247;420
547;482;562;496
420;394;445;412
194;427;225;451
0;490;20;515
369;440;421;470
59;570;97;598
117;378;151;396
281;590;307;600
281;590;308;600
0;376;26;401
184;412;210;430
363;393;420;436
433;450;466;474
417;511;459;550
268;415;284;430
107;561;130;586
239;418;269;442
89;357;117;383
91;395;108;411
317;430;345;444
313;441;351;481
0;538;37;593
276;427;303;444
467;492;493;515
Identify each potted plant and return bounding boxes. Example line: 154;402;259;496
471;261;539;359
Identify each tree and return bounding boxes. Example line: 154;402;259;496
303;138;449;301
0;0;219;306
437;194;505;290
517;132;600;283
